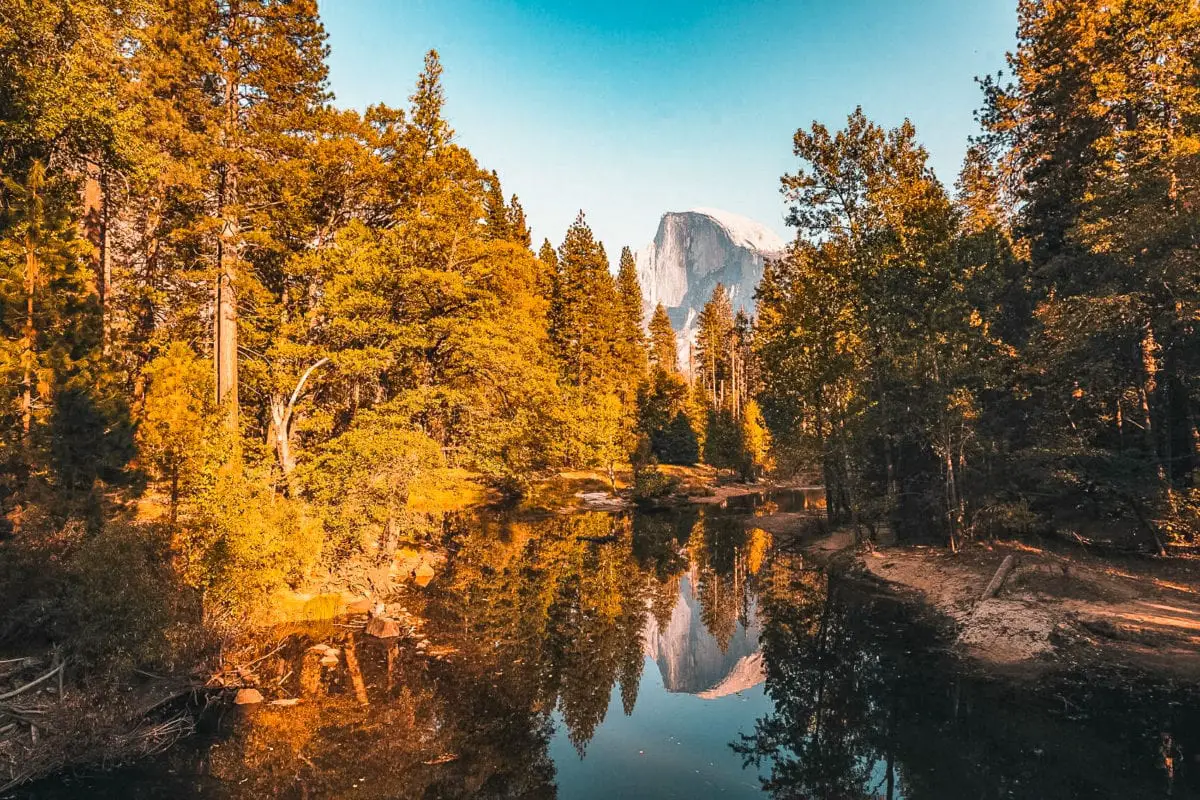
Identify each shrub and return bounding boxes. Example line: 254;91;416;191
179;470;322;629
58;519;202;673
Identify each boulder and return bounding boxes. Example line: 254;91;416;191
413;562;436;587
320;655;339;668
234;688;263;705
346;597;373;614
365;616;401;639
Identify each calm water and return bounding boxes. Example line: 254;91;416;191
15;491;1200;799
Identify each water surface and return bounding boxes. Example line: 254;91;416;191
16;492;1200;799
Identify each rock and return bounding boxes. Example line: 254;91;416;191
346;597;373;614
393;548;444;586
234;688;263;705
320;655;339;668
413;562;436;587
637;209;783;366
366;616;401;638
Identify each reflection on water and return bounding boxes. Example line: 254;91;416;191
16;491;1200;799
719;486;825;515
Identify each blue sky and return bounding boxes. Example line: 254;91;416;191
320;0;1016;259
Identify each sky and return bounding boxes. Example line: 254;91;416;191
319;0;1017;260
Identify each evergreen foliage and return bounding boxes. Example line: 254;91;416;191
1;0;1197;683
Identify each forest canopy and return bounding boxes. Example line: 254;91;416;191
0;0;1196;681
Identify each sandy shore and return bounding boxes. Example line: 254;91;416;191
766;517;1200;678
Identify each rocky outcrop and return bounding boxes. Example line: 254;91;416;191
636;208;785;368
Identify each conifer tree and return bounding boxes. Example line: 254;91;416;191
648;303;678;373
484;171;512;241
979;0;1200;547
135;0;332;432
696;284;735;405
508;195;532;249
0;162;90;457
551;212;622;389
614;246;648;396
536;237;559;302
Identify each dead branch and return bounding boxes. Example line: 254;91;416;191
980;554;1016;601
0;661;64;702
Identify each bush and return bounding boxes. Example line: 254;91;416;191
179;470;321;628
631;437;679;504
300;411;444;564
58;519;202;673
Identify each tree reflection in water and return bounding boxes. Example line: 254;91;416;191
737;554;1200;800
26;500;1200;799
77;506;766;799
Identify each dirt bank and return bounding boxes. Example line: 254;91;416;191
874;544;1200;677
767;516;1200;679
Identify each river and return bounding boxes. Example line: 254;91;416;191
15;491;1200;798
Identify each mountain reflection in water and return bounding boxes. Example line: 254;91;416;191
17;491;1200;799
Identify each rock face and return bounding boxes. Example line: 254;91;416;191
636;208;785;368
642;574;764;698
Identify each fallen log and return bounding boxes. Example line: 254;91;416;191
980;555;1016;601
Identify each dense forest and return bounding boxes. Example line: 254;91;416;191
0;0;769;674
757;0;1200;553
0;0;1196;758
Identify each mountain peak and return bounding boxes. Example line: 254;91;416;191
685;207;786;254
636;208;781;370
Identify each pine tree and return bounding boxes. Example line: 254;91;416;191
648;303;678;373
695;284;735;405
980;0;1200;548
614;246;648;395
536;237;559;302
551;212;622;389
484;170;512;241
508;195;532;249
0;162;91;458
135;0;332;433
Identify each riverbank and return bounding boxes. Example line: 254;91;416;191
522;464;815;512
767;515;1200;680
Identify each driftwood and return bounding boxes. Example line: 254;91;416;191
0;660;64;702
980;555;1016;601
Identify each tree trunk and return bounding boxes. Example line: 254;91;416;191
82;161;111;351
169;464;180;527
269;403;294;477
945;447;960;553
269;358;329;482
215;50;240;433
215;173;239;433
21;231;37;451
1140;324;1165;484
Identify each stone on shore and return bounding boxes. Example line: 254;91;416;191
234;688;264;705
366;616;401;638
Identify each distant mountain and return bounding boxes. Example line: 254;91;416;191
642;574;764;699
635;208;786;370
